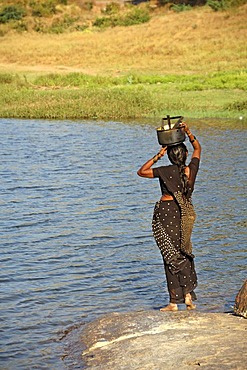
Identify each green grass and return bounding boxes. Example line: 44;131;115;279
31;70;247;90
0;71;246;120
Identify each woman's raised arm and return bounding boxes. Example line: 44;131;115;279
137;146;167;178
180;122;201;159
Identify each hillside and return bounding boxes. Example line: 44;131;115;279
0;2;246;120
0;3;246;76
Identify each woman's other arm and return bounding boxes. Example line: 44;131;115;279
137;146;167;178
180;122;201;159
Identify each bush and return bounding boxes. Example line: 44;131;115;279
83;2;93;11
30;0;57;17
226;100;247;111
93;6;150;28
171;4;192;12
0;73;15;84
0;73;27;88
0;6;25;24
157;0;207;5
206;0;247;11
159;0;246;8
119;7;150;26
13;20;28;32
93;16;113;28
102;2;121;15
47;14;79;33
206;0;227;11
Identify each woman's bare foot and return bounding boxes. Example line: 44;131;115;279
160;303;178;312
185;293;196;310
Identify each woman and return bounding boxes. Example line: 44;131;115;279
137;122;201;311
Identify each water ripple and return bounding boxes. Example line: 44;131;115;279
0;118;246;369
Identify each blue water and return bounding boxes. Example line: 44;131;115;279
0;118;246;369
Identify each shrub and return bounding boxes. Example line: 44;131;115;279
13;20;28;32
93;6;150;28
160;0;246;8
206;0;227;11
80;1;93;11
206;0;247;11
0;73;27;88
0;73;15;84
171;4;192;12
0;6;25;24
119;7;150;26
84;2;93;11
157;0;207;5
102;2;121;15
93;16;112;28
74;24;88;32
47;14;79;33
226;100;247;111
30;0;57;17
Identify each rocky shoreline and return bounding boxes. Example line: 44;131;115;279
77;310;246;369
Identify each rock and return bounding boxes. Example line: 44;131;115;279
234;279;247;318
78;310;247;369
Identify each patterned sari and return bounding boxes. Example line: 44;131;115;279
152;158;199;304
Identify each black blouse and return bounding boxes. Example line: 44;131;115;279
153;157;200;199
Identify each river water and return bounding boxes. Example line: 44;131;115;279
0;118;246;369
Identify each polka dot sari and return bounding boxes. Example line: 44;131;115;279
152;199;197;303
152;158;200;304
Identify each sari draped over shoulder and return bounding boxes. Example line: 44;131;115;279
156;165;196;257
152;157;199;264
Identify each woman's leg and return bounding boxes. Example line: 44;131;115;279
162;260;185;309
185;293;196;310
152;200;197;310
162;254;197;310
178;256;197;310
152;200;183;310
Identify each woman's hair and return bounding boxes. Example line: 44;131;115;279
167;143;188;195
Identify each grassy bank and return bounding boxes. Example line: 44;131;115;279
0;71;246;119
0;4;246;120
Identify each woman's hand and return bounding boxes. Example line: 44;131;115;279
158;146;167;158
179;122;189;133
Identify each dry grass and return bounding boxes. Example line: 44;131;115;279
0;5;246;120
0;5;246;76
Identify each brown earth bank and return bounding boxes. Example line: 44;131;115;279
0;5;246;76
63;310;247;369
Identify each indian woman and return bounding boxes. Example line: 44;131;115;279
137;122;201;311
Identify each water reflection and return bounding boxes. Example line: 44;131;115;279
0;118;246;369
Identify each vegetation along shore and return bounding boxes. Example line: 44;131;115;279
0;0;246;120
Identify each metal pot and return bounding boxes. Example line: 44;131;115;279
156;115;185;146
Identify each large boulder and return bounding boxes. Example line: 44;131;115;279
234;279;247;318
64;310;247;369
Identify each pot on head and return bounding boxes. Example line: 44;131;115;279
157;115;185;146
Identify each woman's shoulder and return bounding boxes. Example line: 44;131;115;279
153;164;177;178
154;164;176;172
